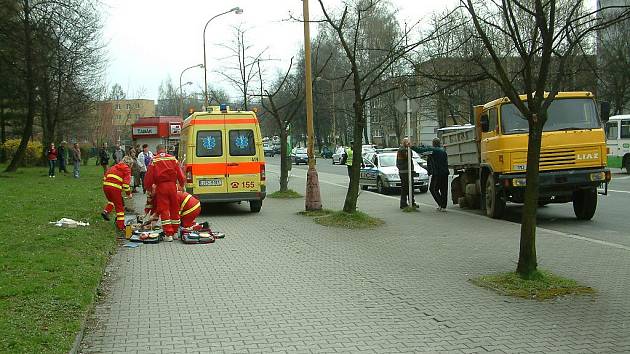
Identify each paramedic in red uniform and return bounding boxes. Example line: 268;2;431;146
143;144;185;242
178;191;208;230
101;156;135;230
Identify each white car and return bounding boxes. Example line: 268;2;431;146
359;152;429;194
332;147;346;164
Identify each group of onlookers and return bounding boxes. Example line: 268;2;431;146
46;141;82;178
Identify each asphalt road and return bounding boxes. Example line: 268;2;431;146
266;155;630;248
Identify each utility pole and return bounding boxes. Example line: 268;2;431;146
302;0;322;211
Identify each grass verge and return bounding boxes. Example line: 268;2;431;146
470;270;595;300
301;210;384;229
269;189;303;199
0;164;118;353
402;205;419;212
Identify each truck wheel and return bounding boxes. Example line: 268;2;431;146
485;175;505;219
573;188;597;220
250;200;262;213
451;176;463;204
361;184;368;191
624;156;630;174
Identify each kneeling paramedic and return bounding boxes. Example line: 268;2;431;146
144;189;207;232
101;156;134;230
143;144;185;242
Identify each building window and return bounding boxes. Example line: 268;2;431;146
135;103;140;109
126;103;131;110
115;103;120;110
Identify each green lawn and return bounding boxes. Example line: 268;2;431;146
0;164;117;353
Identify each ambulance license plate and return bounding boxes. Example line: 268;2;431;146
198;178;222;187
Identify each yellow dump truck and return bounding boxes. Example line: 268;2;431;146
440;91;611;220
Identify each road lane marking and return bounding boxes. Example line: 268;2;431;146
269;167;630;252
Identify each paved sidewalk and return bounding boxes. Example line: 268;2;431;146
81;168;630;353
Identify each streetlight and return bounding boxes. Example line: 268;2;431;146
302;0;322;211
203;7;243;110
178;81;193;118
179;63;203;118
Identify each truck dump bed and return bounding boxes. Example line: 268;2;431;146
438;125;480;169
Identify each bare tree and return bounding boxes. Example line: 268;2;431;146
216;25;268;110
598;18;630;114
257;58;305;192
461;0;630;278
315;0;438;213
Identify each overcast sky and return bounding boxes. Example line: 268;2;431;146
101;0;459;101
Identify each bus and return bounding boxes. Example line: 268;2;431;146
605;114;630;173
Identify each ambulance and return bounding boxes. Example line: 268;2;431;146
179;105;266;212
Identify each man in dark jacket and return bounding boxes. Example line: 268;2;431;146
396;138;417;209
99;143;110;175
58;141;68;173
413;137;449;211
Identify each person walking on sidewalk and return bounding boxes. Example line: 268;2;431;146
99;143;110;175
143;144;185;242
58;141;68;174
46;143;58;178
101;156;134;230
71;142;81;178
397;138;418;209
137;144;153;193
413;137;449;211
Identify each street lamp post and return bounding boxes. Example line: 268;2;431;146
178;81;193;118
203;7;243;110
179;63;203;118
302;0;322;211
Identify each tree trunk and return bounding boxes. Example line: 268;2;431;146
279;127;289;192
5;1;35;172
342;94;365;213
516;114;544;279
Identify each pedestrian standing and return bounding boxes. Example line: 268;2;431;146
101;156;134;231
343;142;354;178
58;141;68;174
397;138;418;209
98;143;110;174
413;137;449;211
127;144;140;193
143;144;185;242
71;142;81;178
46;143;58;178
113;145;124;164
137;144;153;193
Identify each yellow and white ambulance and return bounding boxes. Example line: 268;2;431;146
179;105;266;212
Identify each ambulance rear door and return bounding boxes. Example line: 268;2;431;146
192;121;228;195
225;113;263;195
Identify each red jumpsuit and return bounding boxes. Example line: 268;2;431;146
143;152;185;236
102;162;132;230
178;191;201;229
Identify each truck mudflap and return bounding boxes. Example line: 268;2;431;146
497;168;611;195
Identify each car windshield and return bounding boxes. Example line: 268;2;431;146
378;154;397;167
501;98;600;134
